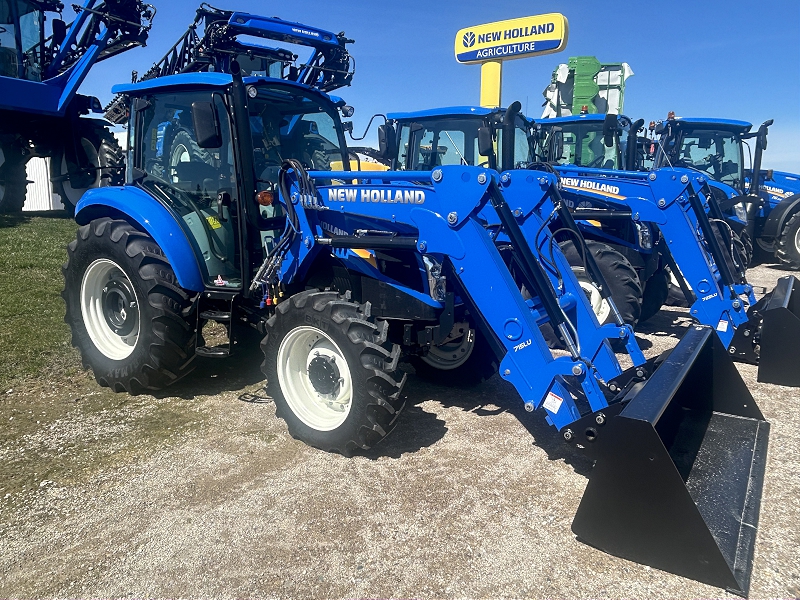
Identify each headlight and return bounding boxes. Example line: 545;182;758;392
635;222;653;250
734;202;748;223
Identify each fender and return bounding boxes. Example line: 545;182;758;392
74;185;206;292
760;193;800;240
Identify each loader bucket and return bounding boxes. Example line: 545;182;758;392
757;275;800;386
571;326;769;596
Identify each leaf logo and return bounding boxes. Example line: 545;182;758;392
463;31;476;48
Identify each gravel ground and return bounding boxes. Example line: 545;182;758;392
1;262;799;599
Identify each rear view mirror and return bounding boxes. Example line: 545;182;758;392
548;127;564;162
477;126;494;157
192;101;222;149
52;19;67;47
377;124;397;160
603;113;618;148
698;136;713;150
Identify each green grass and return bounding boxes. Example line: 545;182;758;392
0;215;80;389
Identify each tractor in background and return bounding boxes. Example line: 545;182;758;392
0;0;153;213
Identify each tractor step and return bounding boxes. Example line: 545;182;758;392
200;310;232;322
195;345;231;358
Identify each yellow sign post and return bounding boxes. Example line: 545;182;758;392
454;13;569;108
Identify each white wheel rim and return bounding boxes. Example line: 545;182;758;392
60;138;100;204
276;326;353;431
420;328;475;370
578;279;611;324
794;226;800;253
80;258;140;360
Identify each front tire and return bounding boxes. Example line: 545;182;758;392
262;290;407;456
776;211;800;269
638;267;670;323
62;218;197;393
560;240;642;326
410;323;498;387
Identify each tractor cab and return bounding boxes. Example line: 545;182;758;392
0;0;47;81
532;112;648;172
116;72;350;290
653;117;750;193
385;106;532;171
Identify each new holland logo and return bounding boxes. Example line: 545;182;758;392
463;31;476;47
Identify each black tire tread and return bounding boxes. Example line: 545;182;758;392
0;146;28;213
62;217;197;393
261;290;407;456
775;211;800;269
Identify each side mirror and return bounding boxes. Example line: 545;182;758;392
340;105;354;118
342;121;354;134
52;19;67;47
603;113;618;148
548;127;564;162
377;123;397;160
477;126;494;157
192;101;222;149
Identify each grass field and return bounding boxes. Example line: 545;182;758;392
0;215;81;390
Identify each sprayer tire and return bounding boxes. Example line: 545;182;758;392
62;218;198;393
0;144;28;213
262;290;407;456
51;125;123;215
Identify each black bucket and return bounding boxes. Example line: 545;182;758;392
571;326;769;596
756;275;800;386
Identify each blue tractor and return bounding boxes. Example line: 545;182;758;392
380;105;800;387
651;116;800;268
0;0;154;213
60;12;769;595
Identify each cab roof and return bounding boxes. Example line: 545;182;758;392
387;106;498;121
537;114;609;125
668;117;752;133
111;72;335;102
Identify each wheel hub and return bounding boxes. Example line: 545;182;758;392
102;278;138;336
307;353;341;395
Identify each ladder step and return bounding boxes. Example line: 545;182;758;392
195;345;231;358
200;310;231;322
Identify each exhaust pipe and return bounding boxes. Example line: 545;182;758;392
570;326;769;596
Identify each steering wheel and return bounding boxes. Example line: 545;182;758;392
586;155;605;168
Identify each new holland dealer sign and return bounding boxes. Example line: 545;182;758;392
455;14;569;64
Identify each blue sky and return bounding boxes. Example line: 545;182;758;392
79;0;800;171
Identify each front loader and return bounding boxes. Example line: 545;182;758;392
532;113;800;387
59;20;770;595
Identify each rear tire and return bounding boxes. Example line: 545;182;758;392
0;144;28;213
775;211;800;269
51;126;124;215
560;240;642;326
262;290;407;456
62;218;197;393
